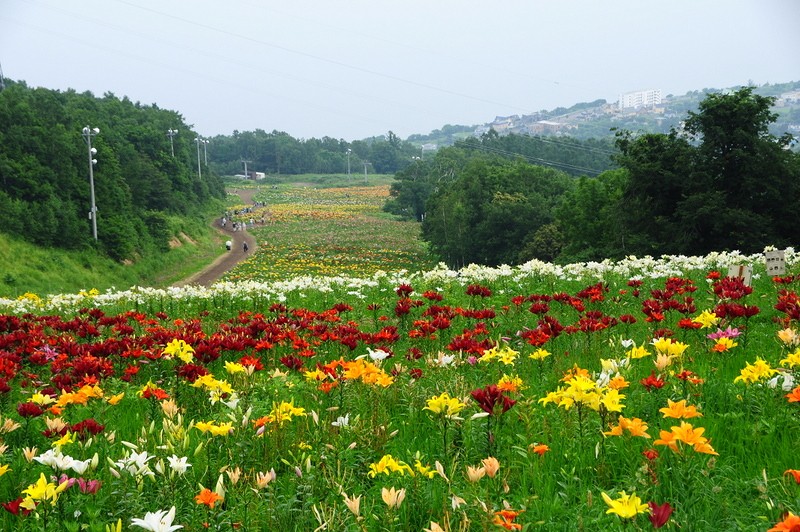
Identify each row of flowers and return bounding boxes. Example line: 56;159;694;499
2;248;795;315
1;253;800;528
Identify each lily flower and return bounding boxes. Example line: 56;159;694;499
130;506;183;531
601;490;649;519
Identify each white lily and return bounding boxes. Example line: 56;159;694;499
130;506;183;531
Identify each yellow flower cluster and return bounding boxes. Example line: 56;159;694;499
268;400;307;425
603;415;650;438
192;374;234;395
601;490;649;519
692;310;719;329
367;454;413;477
163;339;194;363
780;348;800;368
480;344;519;365
423;392;467;419
21;473;69;510
651;337;689;357
195;420;233;437
539;372;625;413
734;357;777;384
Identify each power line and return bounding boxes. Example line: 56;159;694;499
456;141;609;176
111;0;539;114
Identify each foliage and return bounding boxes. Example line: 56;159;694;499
0;206;227;298
459;129;617;176
422;158;574;267
208;129;423;177
615;87;800;256
555;169;628;262
0;80;225;261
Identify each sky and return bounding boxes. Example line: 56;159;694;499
1;0;799;141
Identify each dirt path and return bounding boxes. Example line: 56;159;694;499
173;188;259;288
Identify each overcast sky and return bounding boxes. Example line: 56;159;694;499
2;0;798;140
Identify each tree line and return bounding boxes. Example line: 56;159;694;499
208;130;423;176
0;80;225;260
387;88;799;268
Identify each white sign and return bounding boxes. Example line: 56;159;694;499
765;250;786;277
727;264;752;286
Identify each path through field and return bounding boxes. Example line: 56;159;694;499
173;188;257;287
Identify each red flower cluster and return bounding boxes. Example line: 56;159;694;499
471;384;516;416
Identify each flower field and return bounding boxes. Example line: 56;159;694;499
221;184;437;282
2;248;800;531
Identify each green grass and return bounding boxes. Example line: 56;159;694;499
0;206;225;298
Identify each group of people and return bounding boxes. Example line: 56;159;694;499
225;239;248;252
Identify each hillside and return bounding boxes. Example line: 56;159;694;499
408;81;800;145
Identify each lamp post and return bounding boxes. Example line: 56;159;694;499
167;128;178;157
346;148;351;178
82;126;100;240
194;137;202;179
202;138;209;165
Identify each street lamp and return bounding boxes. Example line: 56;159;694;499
82;126;100;240
202;138;209;165
346;148;351;178
166;128;178;157
194;137;202;179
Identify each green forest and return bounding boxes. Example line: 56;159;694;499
0;80;225;261
388;88;800;267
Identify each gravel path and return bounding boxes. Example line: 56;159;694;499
173;188;258;288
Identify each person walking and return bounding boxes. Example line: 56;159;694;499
225;240;232;251
243;242;249;253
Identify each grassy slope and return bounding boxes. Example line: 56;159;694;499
0;207;226;298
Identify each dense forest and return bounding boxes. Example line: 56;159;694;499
205;125;616;178
207;130;420;176
0;80;226;261
388;88;800;268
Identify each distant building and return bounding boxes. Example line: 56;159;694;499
778;90;800;105
421;143;437;153
618;89;662;109
528;120;565;134
489;115;518;133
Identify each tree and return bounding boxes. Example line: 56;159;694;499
615;87;799;255
556;169;627;261
0;80;224;260
422;158;574;267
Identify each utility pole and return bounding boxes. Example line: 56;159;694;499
82;126;100;240
194;138;202;179
242;159;252;179
363;161;370;184
167;129;178;157
346;148;351;178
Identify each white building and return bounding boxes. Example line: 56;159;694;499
618;89;662;109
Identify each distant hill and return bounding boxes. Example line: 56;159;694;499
407;81;800;146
